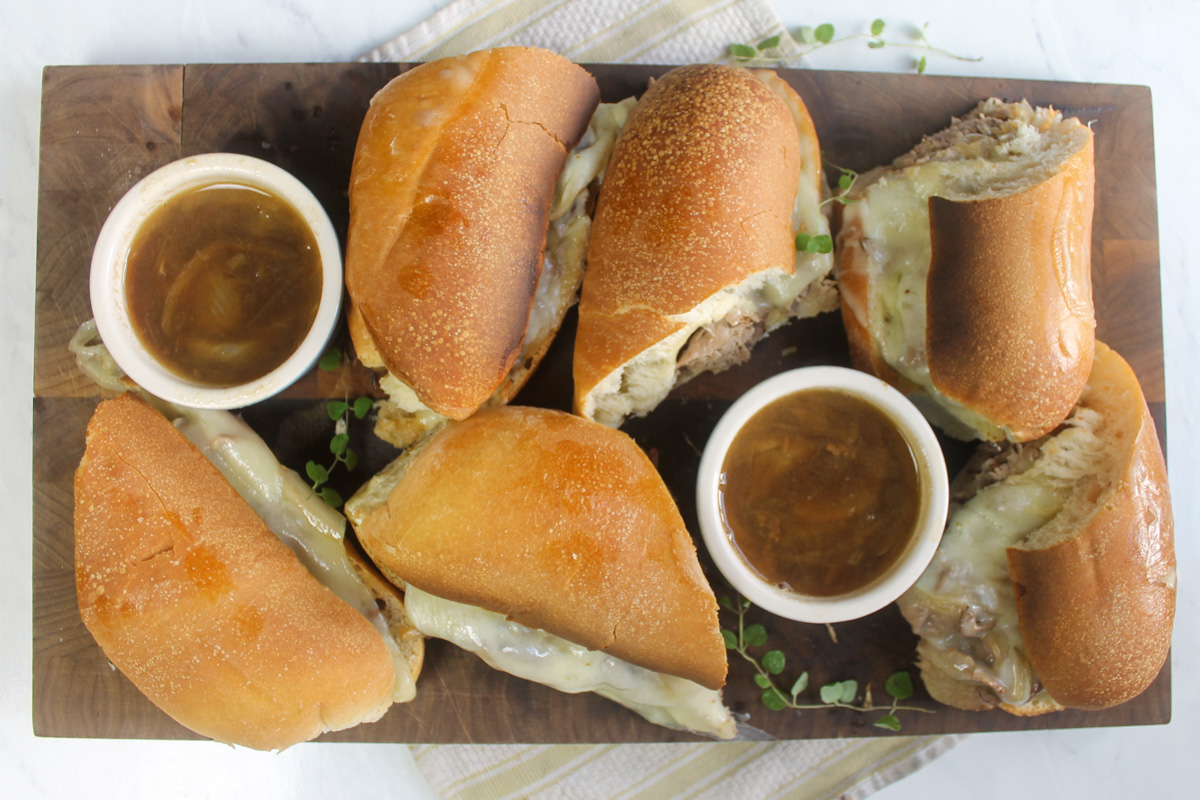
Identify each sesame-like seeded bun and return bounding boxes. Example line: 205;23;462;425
345;47;599;433
573;63;837;429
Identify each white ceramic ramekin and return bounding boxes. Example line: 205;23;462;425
696;366;949;623
90;153;342;409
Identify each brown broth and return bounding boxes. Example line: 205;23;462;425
719;389;922;597
125;183;322;387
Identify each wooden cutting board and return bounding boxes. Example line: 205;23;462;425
33;63;1167;743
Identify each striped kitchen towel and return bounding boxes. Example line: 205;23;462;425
363;1;962;798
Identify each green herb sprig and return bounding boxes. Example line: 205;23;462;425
719;594;932;731
729;20;980;74
306;347;373;508
795;232;833;254
820;166;860;209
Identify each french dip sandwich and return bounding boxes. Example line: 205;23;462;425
74;382;422;749
573;63;838;428
837;98;1096;442
347;406;736;739
898;342;1175;714
345;47;602;449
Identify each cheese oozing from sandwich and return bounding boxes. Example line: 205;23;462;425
372;99;633;446
70;321;419;703
842;100;1092;440
579;71;838;429
404;586;736;739
897;404;1105;709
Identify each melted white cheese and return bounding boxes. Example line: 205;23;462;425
404;586;736;739
68;321;417;703
899;408;1106;707
378;99;630;420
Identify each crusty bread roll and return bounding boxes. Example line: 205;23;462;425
837;98;1095;442
74;393;400;750
574;64;837;428
345;47;600;448
355;405;726;688
351;406;735;738
897;342;1175;714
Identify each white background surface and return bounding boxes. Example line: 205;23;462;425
1;1;1194;798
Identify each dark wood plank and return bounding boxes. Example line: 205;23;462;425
33;63;1168;744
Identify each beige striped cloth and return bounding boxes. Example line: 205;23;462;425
362;1;961;797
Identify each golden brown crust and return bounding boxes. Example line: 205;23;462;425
1007;343;1175;709
346;47;599;420
354;406;728;690
573;64;801;412
926;138;1095;441
74;393;396;750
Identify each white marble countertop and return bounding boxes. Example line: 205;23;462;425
2;1;1194;798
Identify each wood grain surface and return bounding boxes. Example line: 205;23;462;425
33;63;1168;744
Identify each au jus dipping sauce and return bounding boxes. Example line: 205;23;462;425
718;388;922;597
124;183;323;387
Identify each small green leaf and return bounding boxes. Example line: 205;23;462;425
814;23;835;44
319;486;343;508
721;629;737;650
885;671;915;701
819;682;843;704
796;26;817;45
353;396;373;419
743;624;768;648
318;347;342;371
327;400;348;421
795;232;811;251
871;19;886;36
729;43;757;59
917;55;928;74
867;40;885;49
762;688;788;711
330;433;350;456
762;650;786;675
814;235;833;254
343;448;358;472
874;714;901;731
754;673;772;689
791;672;809;697
719;595;733;611
838;172;855;191
757;34;782;51
306;461;328;485
840;679;859;704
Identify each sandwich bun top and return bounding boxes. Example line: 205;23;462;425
1008;341;1175;709
573;63;803;415
354;405;728;691
346;47;600;419
74;393;396;750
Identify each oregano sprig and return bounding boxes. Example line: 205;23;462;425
719;594;932;731
306;346;373;508
820;166;861;209
728;19;980;74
